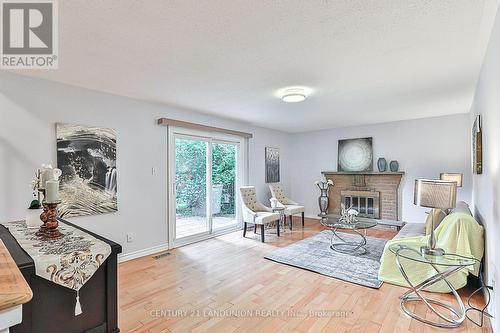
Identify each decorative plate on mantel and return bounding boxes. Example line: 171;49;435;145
337;137;373;172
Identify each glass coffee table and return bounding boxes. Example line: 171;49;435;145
319;216;377;255
389;244;478;328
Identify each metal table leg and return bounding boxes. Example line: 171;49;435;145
330;228;367;254
270;211;286;236
395;247;467;328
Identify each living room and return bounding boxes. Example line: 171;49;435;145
0;1;499;332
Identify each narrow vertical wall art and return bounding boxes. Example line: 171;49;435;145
265;147;280;183
472;115;482;174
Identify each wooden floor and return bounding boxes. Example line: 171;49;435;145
176;216;236;239
118;218;492;333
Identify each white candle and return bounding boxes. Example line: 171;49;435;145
41;169;54;188
45;180;60;203
40;169;47;188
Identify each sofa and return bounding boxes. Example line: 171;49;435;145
378;201;484;292
392;201;473;239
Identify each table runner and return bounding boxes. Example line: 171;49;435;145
1;220;112;315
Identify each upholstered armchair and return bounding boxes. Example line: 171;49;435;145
239;186;281;242
269;183;305;229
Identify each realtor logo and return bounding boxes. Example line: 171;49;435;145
1;0;58;68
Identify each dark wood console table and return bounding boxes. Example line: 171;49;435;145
0;218;122;333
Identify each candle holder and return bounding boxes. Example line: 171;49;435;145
36;200;64;240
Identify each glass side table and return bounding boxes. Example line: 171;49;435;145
389;244;478;328
270;207;286;237
320;216;377;255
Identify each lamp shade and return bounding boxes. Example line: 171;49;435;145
440;173;463;187
414;179;457;209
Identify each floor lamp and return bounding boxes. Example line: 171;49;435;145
414;179;457;256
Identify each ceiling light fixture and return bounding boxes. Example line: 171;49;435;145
281;87;307;103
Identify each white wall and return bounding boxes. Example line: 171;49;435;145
0;72;291;257
0;71;476;260
289;114;472;223
469;6;500;330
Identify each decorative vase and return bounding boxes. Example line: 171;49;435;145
318;189;329;216
390;160;399;172
26;208;43;228
377;158;387;172
315;180;333;215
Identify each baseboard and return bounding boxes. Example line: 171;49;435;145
484;287;497;332
118;243;169;263
304;214;320;220
488;308;497;332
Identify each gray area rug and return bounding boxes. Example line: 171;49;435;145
264;230;387;288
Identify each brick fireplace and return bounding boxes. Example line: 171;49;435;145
322;171;404;220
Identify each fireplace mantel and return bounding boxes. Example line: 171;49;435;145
322;171;405;176
322;171;404;220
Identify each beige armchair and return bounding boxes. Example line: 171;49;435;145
239;186;281;242
269;183;305;229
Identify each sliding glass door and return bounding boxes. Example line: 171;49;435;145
211;141;237;231
169;129;243;247
174;137;210;239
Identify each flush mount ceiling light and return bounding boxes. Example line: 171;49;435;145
281;87;307;103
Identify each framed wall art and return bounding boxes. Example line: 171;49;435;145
265;147;280;183
338;137;373;172
472;115;482;174
56;123;118;217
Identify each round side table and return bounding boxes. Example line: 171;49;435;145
320;217;377;255
389;244;478;328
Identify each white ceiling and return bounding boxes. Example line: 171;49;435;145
16;0;499;132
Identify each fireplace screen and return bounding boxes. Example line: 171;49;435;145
341;190;380;219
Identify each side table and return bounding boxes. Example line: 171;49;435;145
272;207;286;237
389;244;478;328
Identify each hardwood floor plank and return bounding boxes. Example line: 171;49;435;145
119;218;491;333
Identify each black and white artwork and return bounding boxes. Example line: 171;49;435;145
56;123;117;217
265;147;280;183
338;137;373;172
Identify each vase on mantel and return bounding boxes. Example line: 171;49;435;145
377;158;387;172
390;160;399;172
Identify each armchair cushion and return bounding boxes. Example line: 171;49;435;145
240;186;260;211
254;212;281;225
284;205;305;215
240;186;271;212
269;184;297;205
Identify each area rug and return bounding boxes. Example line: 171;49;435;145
264;230;387;288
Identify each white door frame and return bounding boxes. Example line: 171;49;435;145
167;126;246;249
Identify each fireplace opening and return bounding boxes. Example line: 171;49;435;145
341;190;380;219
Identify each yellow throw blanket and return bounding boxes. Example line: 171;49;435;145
378;213;484;293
